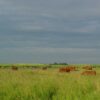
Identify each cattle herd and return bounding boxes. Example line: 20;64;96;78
9;65;97;76
59;65;96;76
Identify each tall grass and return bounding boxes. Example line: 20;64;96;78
0;67;100;100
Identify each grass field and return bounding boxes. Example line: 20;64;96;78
0;64;100;100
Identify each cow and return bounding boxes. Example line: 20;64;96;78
12;66;18;71
65;65;78;71
82;66;92;70
59;67;70;72
81;70;96;75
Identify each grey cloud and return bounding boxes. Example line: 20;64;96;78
1;0;100;32
0;0;100;63
0;46;99;64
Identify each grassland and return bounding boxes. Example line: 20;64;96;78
0;64;100;100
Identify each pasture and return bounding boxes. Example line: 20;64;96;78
0;64;100;100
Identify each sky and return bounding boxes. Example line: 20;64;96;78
0;0;100;64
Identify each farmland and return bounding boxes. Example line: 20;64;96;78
0;64;100;100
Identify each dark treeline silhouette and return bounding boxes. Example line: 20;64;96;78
51;62;68;65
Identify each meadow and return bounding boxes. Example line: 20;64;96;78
0;64;100;100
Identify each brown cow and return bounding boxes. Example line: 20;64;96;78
66;65;78;71
82;66;92;70
59;67;70;72
12;66;18;71
81;70;96;75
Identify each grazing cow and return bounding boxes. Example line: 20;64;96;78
65;65;78;71
81;70;96;75
12;66;18;71
59;67;70;72
82;66;92;70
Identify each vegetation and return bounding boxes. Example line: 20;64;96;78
0;64;100;100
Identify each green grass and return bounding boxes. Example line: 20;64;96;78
0;66;100;100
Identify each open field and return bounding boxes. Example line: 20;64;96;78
0;64;100;100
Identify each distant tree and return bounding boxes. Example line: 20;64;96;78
52;62;68;65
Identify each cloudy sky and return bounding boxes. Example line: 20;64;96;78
0;0;100;64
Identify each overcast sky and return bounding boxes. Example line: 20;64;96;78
0;0;100;64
